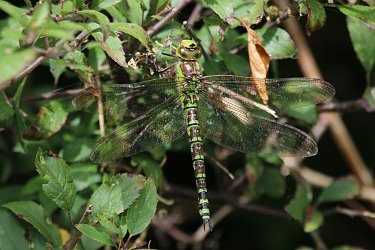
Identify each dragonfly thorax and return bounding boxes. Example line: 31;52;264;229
176;39;202;61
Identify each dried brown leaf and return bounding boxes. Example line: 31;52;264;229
236;18;271;104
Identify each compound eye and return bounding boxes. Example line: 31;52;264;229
179;48;188;57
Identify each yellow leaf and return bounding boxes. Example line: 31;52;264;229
59;228;70;244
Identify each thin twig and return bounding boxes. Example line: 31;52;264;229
204;152;235;180
298;166;375;234
95;74;105;137
318;99;375;113
21;89;81;102
2;91;13;107
229;44;246;55
63;205;93;250
192;205;234;242
187;4;203;26
263;8;292;28
1;56;45;91
300;167;375;203
328;115;373;185
2;27;90;92
228;175;246;192
68;30;90;49
166;183;290;219
153;216;194;243
310;230;328;250
343;200;375;231
324;206;375;219
153;205;233;244
147;0;192;37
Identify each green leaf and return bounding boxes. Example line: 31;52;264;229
0;94;14;126
105;6;127;22
0;1;29;27
88;174;144;219
304;0;327;35
127;178;158;236
76;224;115;245
51;0;74;15
255;27;297;59
245;156;265;198
283;105;317;125
78;10;111;40
25;100;70;140
61;138;96;162
12;77;25;109
81;234;104;250
97;0;121;10
87;22;127;67
0;186;24;206
49;58;66;83
13;78;27;142
28;227;50;250
0;209;29;250
119;215;128;238
63;51;95;86
29;1;50;29
88;42;107;70
337;5;375;24
70;163;101;191
147;0;169;21
233;0;266;26
0;48;37;90
42;28;75;40
24;0;32;8
347;16;375;74
50;20;86;31
304;209;323;232
0;19;25;42
285;184;312;223
200;0;234;25
98;215;120;234
21;176;44;196
363;87;375;110
317;179;360;204
220;52;248;75
131;155;163;186
122;0;145;25
110;22;152;51
35;149;76;211
255;168;285;198
3;201;61;248
40;20;86;41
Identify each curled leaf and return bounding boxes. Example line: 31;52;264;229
236;17;270;104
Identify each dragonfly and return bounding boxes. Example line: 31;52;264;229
73;39;335;231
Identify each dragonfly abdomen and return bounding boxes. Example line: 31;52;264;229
180;92;212;230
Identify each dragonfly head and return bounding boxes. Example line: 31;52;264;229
176;39;202;61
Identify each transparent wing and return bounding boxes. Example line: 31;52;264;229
201;75;335;111
73;77;180;117
198;93;317;157
90;96;186;163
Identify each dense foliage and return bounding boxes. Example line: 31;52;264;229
0;0;374;249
